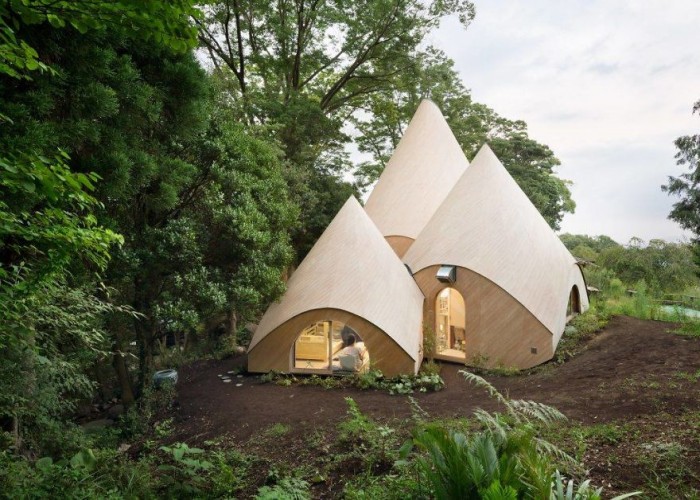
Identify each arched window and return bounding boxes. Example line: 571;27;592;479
567;285;581;318
435;288;466;358
292;321;369;373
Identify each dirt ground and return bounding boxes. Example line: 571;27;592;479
172;315;700;495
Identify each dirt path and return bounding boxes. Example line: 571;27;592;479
174;316;700;444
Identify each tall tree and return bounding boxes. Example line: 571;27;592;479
198;0;476;257
2;20;299;393
0;0;202;450
663;99;700;273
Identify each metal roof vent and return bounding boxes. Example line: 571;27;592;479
436;265;456;284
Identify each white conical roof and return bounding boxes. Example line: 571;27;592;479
249;197;425;361
364;99;469;241
404;144;587;338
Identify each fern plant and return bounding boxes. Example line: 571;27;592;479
403;371;641;499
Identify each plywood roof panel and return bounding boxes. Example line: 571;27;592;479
364;99;469;241
404;144;588;337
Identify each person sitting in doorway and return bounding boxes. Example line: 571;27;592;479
333;333;366;371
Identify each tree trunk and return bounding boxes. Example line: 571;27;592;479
228;303;238;348
136;322;155;392
113;349;135;406
11;415;20;450
133;276;155;392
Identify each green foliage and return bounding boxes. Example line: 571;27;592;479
551;471;641;500
199;0;478;257
560;234;621;255
562;234;699;294
596;238;699;293
264;423;291;438
422;324;438;361
419;360;442;378
0;441;262;499
1;0;199;80
260;369;445;395
118;383;176;442
384;373;445;395
673;320;700;338
159;442;213;495
209;448;255;498
343;460;427;500
552;304;610;364
0;280;136;455
401;372;640;500
255;476;311;500
336;398;401;476
0;446;156;499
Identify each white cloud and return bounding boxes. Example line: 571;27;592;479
432;0;700;242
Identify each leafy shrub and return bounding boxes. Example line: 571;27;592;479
354;369;385;389
551;470;641;500
158;442;213;496
255;476;310;499
259;369;445;394
608;278;625;299
209;448;255;497
383;373;444;395
118;383;176;439
343;460;427;499
336;398;400;475
419;360;442;377
674;320;700;338
0;447;155;499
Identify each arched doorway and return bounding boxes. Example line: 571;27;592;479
435;287;466;358
567;285;581;318
292;321;369;373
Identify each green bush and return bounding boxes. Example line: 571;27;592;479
336;398;400;475
255;476;310;500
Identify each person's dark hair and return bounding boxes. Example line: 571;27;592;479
346;333;356;346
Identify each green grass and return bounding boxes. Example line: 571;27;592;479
263;423;291;438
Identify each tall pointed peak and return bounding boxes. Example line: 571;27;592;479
364;99;469;247
472;142;499;164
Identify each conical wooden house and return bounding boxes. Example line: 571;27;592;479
404;144;589;369
249;103;588;376
364;100;469;257
247;197;425;377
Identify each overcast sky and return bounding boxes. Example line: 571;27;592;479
429;0;699;244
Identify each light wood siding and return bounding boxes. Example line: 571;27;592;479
248;309;418;377
385;235;415;258
405;144;589;350
415;266;554;369
364;100;469;241
248;197;425;374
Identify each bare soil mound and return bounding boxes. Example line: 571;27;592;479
174;315;700;444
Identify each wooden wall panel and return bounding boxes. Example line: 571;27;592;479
248;308;419;377
415;266;554;369
385;236;415;258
